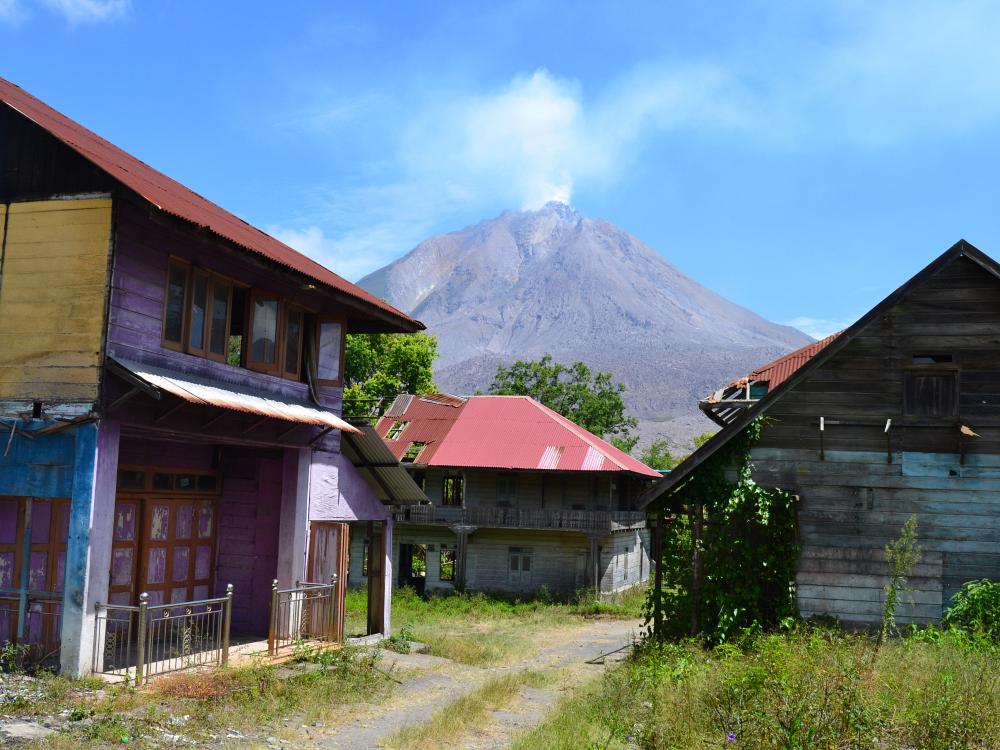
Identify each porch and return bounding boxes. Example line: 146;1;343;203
391;504;647;533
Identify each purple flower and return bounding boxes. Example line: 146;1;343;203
727;733;737;742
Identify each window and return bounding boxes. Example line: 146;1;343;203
208;279;232;362
439;546;456;581
386;421;409;440
248;292;280;371
905;355;958;418
282;304;304;379
317;318;344;385
508;547;533;584
186;270;210;355
442;475;464;506
402;442;426;463
362;540;369;577
411;470;426;492
496;474;517;507
162;260;190;350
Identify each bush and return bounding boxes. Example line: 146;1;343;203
943;579;1000;642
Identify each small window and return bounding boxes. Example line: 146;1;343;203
439;548;456;581
402;442;426;463
162;260;190;349
282;304;304;379
912;354;953;365
208;278;232;362
187;270;210;355
411;470;426;491
117;469;145;491
386;421;408;440
905;370;958;418
152;472;174;491
508;547;533;582
249;292;280;370
317;318;344;385
442;475;464;507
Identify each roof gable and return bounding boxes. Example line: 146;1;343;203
0;77;421;333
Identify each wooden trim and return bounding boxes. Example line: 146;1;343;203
185;269;211;357
246;289;282;374
206;274;234;363
315;316;346;387
116;464;222;495
161;258;191;352
281;303;305;380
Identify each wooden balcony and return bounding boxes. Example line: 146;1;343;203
391;505;647;533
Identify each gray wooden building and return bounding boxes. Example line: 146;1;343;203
348;394;660;597
642;240;1000;627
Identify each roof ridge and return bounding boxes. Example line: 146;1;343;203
521;397;637;472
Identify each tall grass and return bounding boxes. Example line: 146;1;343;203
515;625;1000;749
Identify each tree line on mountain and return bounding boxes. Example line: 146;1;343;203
343;332;713;465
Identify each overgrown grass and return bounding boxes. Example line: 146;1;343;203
383;670;548;749
515;624;1000;749
345;585;645;666
29;647;392;748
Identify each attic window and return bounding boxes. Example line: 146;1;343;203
912;354;953;365
402;441;426;463
386;421;409;440
905;370;958;418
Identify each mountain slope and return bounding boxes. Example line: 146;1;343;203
359;202;811;448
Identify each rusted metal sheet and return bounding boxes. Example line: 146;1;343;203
341;421;427;505
375;393;660;477
111;358;360;433
721;332;841;398
0;77;420;333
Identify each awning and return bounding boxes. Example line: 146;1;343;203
108;357;360;434
341;420;428;504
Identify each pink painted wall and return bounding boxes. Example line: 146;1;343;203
309;451;389;522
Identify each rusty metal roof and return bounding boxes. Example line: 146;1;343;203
341;420;428;504
0;77;421;333
375;394;660;477
113;357;360;433
736;332;841;391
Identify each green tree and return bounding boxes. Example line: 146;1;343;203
344;333;438;410
489;355;639;451
693;431;716;449
640;440;677;470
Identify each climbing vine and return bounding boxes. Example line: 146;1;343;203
644;417;799;643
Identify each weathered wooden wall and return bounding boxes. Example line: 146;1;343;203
0;198;112;403
754;255;1000;625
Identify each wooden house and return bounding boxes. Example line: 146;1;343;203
0;77;425;676
642;240;1000;628
348;394;661;597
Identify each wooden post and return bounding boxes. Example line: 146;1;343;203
456;531;468;591
652;509;664;639
136;593;148;685
221;583;233;667
691;501;704;637
267;579;278;657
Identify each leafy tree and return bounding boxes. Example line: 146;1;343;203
489;355;639;451
693;431;716;449
640;440;677;470
344;333;438;409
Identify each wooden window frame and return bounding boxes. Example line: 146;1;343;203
441;475;464;507
117;465;222;496
161;258;191;352
315;316;346;387
281;302;305;380
903;361;960;420
185;269;211;357
246;290;282;374
206;274;235;364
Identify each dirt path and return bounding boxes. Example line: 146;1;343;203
308;617;641;750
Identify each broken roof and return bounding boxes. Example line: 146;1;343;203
375;393;660;477
0;76;421;334
640;239;994;509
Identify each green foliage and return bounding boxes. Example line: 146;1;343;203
639;439;677;470
489;354;638;450
880;514;922;643
645;417;799;644
943;578;1000;642
343;332;438;406
693;431;715;449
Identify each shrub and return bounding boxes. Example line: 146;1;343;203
943;578;1000;642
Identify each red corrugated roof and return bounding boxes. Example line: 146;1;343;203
376;394;660;477
0;77;421;332
736;332;841;390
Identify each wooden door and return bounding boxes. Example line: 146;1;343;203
367;522;385;635
139;498;217;607
307;522;348;641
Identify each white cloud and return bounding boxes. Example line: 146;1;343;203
782;316;856;341
0;0;128;24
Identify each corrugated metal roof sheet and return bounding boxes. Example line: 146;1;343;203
727;332;842;392
0;77;421;333
375;394;660;477
342;421;427;504
112;357;360;433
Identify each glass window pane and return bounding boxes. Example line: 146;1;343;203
318;320;342;381
209;280;231;356
284;309;302;375
251;297;278;364
164;264;187;343
189;272;208;350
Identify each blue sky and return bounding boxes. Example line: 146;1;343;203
4;1;1000;338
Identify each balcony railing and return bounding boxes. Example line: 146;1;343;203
392;505;647;532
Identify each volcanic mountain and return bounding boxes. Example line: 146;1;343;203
358;202;811;448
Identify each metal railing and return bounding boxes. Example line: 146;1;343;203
93;585;233;684
268;577;338;656
392;505;648;532
0;590;63;664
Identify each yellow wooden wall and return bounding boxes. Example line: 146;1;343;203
0;198;113;403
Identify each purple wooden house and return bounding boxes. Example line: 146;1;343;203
0;77;425;676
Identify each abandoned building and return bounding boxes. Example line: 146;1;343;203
0;77;426;677
642;240;1000;628
347;393;661;597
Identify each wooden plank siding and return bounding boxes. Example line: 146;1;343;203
751;255;1000;624
0;198;112;402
